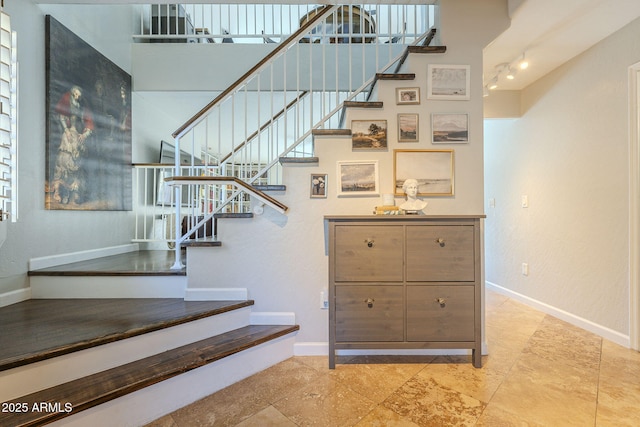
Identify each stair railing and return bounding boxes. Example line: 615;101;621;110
151;5;436;267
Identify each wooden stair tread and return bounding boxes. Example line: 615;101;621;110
407;45;447;54
27;250;185;277
252;184;286;192
180;237;222;248
375;73;415;80
312;129;352;136
0;299;254;371
213;212;254;219
343;101;383;108
0;324;299;427
279;157;319;164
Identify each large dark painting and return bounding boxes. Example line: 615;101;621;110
45;15;132;210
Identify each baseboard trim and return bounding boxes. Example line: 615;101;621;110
184;288;248;301
0;288;31;308
29;244;139;271
486;281;630;347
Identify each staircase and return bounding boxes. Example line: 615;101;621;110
0;296;298;426
7;6;448;424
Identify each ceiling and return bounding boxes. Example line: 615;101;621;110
484;0;640;91
32;0;640;91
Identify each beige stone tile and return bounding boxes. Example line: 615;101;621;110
273;375;376;426
599;339;640;381
485;300;545;352
420;353;509;403
382;374;485;426
242;357;330;404
485;289;509;312
596;341;640;426
329;358;428;403
355;405;421;426
143;414;178;427
475;403;547;427
489;353;598;426
294;355;333;372
233;405;297;427
522;315;602;372
170;383;269;427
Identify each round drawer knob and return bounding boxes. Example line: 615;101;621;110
364;239;375;248
364;298;375;308
435;238;445;247
436;297;446;307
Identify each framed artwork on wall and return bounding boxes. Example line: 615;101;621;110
396;87;420;105
45;15;132;211
432;113;469;143
351;120;387;150
398;113;419;142
337;160;379;197
310;174;328;198
393;149;454;196
427;64;470;100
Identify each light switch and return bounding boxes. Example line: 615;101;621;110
521;195;529;208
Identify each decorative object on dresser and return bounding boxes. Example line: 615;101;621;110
399;178;427;213
325;215;485;369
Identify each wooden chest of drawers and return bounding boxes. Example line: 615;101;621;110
326;215;484;368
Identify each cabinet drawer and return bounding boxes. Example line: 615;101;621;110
406;225;475;282
334;225;404;282
406;285;475;341
335;285;404;342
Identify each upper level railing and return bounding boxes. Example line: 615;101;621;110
134;3;435;45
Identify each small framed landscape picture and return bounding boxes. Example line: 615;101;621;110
337;160;379;197
310;174;327;198
432;113;469;143
351;120;387;150
427;64;470;100
398;113;419;143
396;87;420;105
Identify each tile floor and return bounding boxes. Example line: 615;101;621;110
146;290;640;426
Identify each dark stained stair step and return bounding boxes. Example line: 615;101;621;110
312;129;352;136
0;324;299;427
375;73;416;80
0;299;255;371
279;157;319;165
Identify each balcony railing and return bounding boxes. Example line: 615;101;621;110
134;3;435;45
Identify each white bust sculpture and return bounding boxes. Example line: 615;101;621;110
399;178;427;213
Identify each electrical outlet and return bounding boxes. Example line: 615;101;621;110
522;263;529;276
521;195;529;208
320;290;329;309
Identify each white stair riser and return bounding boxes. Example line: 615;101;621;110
48;334;296;427
29;275;187;299
0;307;252;402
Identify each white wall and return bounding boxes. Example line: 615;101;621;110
0;2;137;298
484;16;640;342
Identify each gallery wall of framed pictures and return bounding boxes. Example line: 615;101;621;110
309;62;473;201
